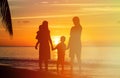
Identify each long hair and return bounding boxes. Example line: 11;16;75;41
42;21;49;31
73;16;80;26
0;0;13;36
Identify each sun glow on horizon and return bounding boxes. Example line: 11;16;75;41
52;36;60;45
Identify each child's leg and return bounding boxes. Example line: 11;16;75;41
61;63;64;72
61;58;64;72
57;61;59;72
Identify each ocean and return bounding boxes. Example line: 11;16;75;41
0;46;120;78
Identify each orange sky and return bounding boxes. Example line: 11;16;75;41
0;0;120;46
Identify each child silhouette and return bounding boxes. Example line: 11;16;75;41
53;36;66;73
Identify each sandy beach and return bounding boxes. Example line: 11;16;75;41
0;64;67;78
0;64;66;78
0;63;91;78
0;64;68;78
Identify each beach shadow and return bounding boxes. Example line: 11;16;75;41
0;64;91;78
0;65;60;78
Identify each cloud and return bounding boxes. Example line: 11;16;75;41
12;13;88;20
87;7;120;12
23;20;30;23
17;20;30;23
40;1;49;4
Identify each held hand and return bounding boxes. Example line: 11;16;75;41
51;45;54;50
52;47;54;50
51;46;55;50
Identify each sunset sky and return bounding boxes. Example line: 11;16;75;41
0;0;120;46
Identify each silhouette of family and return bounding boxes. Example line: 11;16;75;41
35;16;82;73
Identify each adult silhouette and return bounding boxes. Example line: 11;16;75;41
68;16;82;72
35;21;53;71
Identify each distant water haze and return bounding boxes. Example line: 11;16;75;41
0;46;120;65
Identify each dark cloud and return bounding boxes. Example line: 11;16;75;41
22;20;30;23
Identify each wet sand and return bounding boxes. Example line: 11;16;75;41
0;63;90;78
0;64;68;78
0;64;63;78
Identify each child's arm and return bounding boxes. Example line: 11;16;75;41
35;41;39;50
52;46;57;50
52;44;58;50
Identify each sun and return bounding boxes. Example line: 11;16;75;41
52;36;60;45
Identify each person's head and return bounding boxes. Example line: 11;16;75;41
42;20;48;30
60;36;65;42
72;16;80;26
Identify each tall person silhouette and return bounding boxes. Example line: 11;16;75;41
68;16;82;72
35;21;53;71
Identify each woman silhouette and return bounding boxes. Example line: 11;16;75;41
35;21;53;71
68;16;82;71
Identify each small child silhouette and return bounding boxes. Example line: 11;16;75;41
53;36;66;73
35;25;42;49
